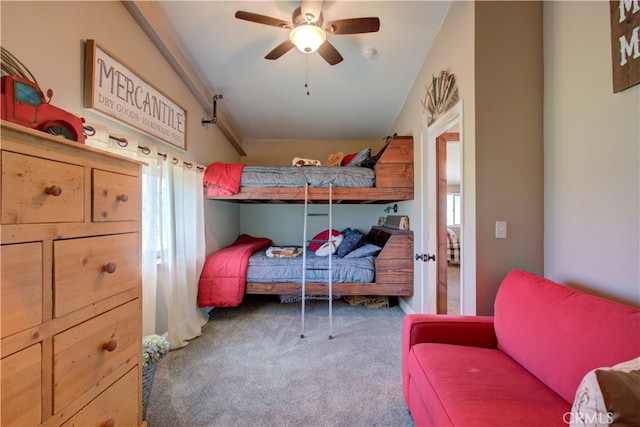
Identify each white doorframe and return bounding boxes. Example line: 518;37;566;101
421;102;463;314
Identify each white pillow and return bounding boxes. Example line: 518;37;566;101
569;357;640;427
315;234;344;256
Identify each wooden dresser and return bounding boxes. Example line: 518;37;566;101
0;121;145;426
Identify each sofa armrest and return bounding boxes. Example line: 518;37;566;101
402;314;497;406
402;314;497;350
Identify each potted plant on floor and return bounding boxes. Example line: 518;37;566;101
142;334;170;420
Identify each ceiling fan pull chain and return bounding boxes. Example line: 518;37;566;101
305;55;310;96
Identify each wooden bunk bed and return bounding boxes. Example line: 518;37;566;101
204;136;414;204
199;136;415;302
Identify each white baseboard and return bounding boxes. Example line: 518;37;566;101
398;297;415;315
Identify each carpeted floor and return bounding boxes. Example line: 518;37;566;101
447;264;460;315
145;295;415;427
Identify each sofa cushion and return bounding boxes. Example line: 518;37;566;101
494;270;640;403
407;343;570;426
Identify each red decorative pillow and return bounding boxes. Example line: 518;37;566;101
309;229;342;251
341;152;357;166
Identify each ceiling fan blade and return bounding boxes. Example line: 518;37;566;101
265;40;295;60
325;17;380;34
317;41;343;66
235;11;291;29
300;0;324;23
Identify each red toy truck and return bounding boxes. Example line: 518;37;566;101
1;75;86;143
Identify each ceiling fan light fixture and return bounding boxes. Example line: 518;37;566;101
289;24;326;54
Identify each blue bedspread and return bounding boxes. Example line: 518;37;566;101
246;248;375;283
240;166;375;188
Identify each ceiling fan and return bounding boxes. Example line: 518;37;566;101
235;1;380;66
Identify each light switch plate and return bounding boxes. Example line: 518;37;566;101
496;221;507;238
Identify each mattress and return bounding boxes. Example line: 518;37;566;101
240;166;375;188
246;248;375;283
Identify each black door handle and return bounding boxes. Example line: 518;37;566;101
415;253;436;262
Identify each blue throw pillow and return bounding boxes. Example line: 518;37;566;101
344;243;382;258
346;148;371;167
361;140;391;168
336;229;364;257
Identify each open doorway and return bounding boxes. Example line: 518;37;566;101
421;102;463;315
437;130;461;314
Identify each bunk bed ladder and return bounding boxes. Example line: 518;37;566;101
301;183;334;340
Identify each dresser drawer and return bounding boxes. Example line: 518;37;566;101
62;367;139;427
92;169;140;222
53;233;140;317
1;242;43;338
1;344;42;426
53;300;139;413
1;151;84;224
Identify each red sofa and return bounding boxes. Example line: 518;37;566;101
402;269;640;426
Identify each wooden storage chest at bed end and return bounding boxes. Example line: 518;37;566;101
373;136;413;189
368;226;413;291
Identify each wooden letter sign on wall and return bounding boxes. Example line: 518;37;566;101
610;0;640;93
84;40;188;149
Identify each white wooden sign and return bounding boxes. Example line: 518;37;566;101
610;0;640;93
84;40;187;149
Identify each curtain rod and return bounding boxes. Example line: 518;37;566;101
108;135;204;172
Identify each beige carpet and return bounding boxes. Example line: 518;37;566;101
145;295;415;427
447;264;460;315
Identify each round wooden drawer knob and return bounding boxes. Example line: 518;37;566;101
44;185;62;196
101;262;117;274
116;193;129;202
102;339;118;352
100;419;116;427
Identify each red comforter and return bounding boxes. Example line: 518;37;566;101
198;234;272;307
203;162;245;197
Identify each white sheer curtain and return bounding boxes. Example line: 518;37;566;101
156;155;208;349
91;131;207;349
139;146;160;337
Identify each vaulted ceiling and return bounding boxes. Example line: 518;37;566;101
141;1;452;143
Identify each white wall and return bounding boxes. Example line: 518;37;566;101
240;204;395;246
243;139;385;166
0;1;241;255
392;1;475;314
543;2;640;306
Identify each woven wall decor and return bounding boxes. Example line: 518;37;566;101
422;70;459;126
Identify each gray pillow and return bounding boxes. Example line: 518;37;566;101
346;147;371;167
344;243;382;258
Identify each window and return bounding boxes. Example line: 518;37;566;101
14;81;42;106
447;193;461;226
